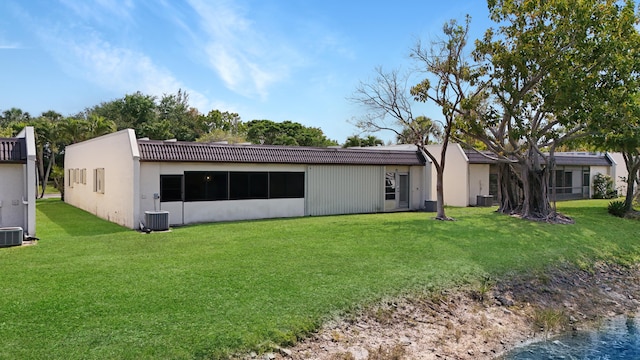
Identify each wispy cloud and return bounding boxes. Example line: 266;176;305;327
187;0;301;100
59;0;135;24
39;27;213;110
0;43;21;49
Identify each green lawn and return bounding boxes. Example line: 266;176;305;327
1;199;638;359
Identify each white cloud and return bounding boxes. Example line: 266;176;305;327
187;0;302;100
0;43;21;49
39;27;217;111
59;0;135;24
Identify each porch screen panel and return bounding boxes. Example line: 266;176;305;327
306;165;384;216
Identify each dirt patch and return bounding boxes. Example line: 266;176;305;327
252;262;640;360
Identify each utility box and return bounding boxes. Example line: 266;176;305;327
424;200;438;212
144;211;170;231
476;195;494;207
0;227;23;247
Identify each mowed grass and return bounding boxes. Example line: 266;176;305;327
1;199;638;359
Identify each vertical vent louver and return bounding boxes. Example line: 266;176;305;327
144;211;169;231
0;227;23;247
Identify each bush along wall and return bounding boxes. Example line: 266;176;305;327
593;173;617;199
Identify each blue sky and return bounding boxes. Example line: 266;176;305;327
0;1;491;143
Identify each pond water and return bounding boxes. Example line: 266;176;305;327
501;315;640;360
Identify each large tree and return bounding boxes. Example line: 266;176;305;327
459;0;639;221
352;17;481;220
246;120;337;147
84;90;205;141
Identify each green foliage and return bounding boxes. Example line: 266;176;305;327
532;308;568;337
608;200;627;217
246;119;337;147
84;90;207;141
1;200;639;358
593;173;617;199
342;135;383;148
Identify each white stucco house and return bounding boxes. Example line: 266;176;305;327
0;127;37;242
374;144;618;206
64;129;431;229
464;149;616;204
607;152;629;195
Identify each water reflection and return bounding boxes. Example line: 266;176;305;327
501;315;640;359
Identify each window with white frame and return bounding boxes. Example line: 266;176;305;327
94;168;105;194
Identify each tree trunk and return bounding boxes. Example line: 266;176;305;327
41;154;55;198
623;152;640;213
520;155;552;220
36;145;46;199
496;162;521;214
434;139;450;220
435;168;447;219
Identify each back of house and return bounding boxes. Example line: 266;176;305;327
64;129;429;229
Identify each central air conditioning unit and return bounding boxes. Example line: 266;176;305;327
144;211;170;231
476;195;494;207
0;227;23;247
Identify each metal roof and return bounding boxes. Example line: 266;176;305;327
464;149;612;167
137;140;426;166
0;138;26;163
464;150;498;164
554;154;612;167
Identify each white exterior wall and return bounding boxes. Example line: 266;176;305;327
0;127;36;236
425;144;469;207
382;165;425;211
306;165;384;216
139;162;306;225
607;153;628;195
589;165;613;197
0;164;26;229
64;129;140;229
468;164;491;206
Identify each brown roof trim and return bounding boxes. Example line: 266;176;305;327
138;140;426;166
463;149;612;167
0;138;26;163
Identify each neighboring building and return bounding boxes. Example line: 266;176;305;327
366;143;478;207
607;152;629;195
64;129;429;229
0;127;37;237
465;150;615;204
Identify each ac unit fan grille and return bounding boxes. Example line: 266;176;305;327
144;211;169;231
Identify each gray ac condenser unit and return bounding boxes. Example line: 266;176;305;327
144;211;170;231
0;227;23;247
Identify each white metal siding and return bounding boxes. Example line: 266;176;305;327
306;165;384;216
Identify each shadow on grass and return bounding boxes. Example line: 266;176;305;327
37;199;130;237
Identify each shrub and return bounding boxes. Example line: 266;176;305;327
593;173;617;199
608;200;627;217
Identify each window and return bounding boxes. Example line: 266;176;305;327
564;171;573;194
269;172;305;198
230;172;268;199
489;173;498;198
385;172;396;200
179;171;305;201
81;169;87;185
94;168;105;194
160;175;183;202
68;169;74;188
184;171;228;201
